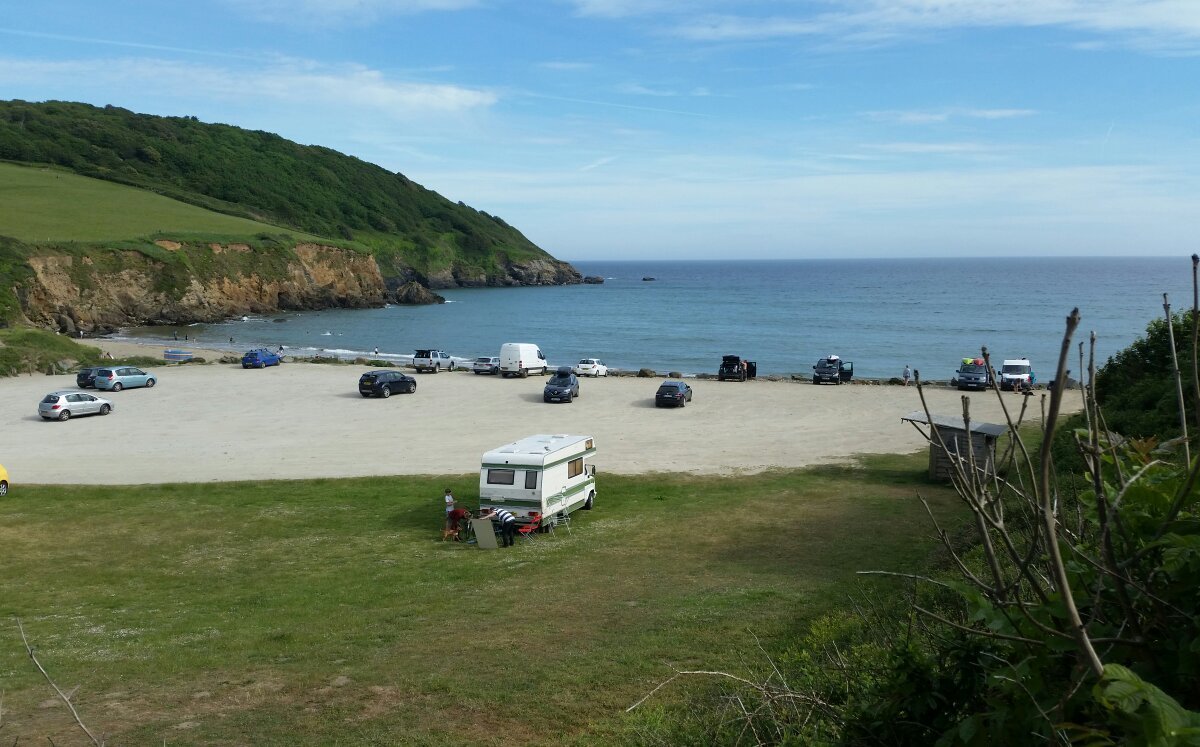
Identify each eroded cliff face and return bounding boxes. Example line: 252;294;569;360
15;241;581;334
20;243;386;334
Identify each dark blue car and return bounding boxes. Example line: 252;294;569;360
242;348;281;368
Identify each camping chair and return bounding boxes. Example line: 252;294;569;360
517;513;542;541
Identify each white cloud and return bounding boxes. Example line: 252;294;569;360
669;1;1200;51
229;0;478;24
866;108;1036;124
0;57;496;116
538;61;595;71
863;141;990;154
967;108;1036;119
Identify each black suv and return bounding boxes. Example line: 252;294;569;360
717;355;756;381
358;370;417;398
76;367;99;388
543;367;580;403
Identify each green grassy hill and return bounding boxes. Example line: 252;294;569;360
0;162;313;243
0;100;553;268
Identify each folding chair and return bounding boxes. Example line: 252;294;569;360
517;513;542;541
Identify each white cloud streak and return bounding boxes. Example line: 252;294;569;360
0;57;496;116
229;0;478;25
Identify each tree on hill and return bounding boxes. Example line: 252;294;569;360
0;99;549;265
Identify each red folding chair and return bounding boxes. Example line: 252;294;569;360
517;513;542;541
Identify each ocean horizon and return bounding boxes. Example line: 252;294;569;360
116;256;1191;381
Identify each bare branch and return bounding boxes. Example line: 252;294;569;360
1163;293;1191;464
15;619;102;747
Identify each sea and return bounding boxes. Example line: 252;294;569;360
115;257;1192;381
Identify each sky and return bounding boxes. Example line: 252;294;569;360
1;1;1197;261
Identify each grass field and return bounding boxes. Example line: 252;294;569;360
0;455;964;744
0;162;316;243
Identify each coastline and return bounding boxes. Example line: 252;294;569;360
2;335;1082;485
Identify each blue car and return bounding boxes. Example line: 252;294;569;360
93;366;156;391
242;348;281;368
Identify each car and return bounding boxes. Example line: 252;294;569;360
543;367;580;403
718;355;744;381
93;366;156;391
242;348;281;368
472;356;501;375
358;370;417;398
655;380;693;408
38;390;114;420
76;366;100;388
812;356;853;385
955;357;991;391
414;349;455;373
574;358;609;377
999;358;1035;391
0;462;8;497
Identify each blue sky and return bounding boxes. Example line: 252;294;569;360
1;1;1197;260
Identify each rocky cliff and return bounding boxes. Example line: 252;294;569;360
14;240;580;335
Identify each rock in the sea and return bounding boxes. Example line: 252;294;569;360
637;368;656;377
642;277;656;282
391;282;446;305
668;371;682;379
583;276;605;284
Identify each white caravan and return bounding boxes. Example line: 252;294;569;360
479;434;597;525
499;342;548;378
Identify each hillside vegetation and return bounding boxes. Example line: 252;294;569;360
0;100;549;269
0;162;312;242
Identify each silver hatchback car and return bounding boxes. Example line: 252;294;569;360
39;390;115;421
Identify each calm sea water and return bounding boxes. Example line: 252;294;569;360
118;257;1191;380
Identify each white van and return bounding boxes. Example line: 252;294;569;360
479;434;597;525
999;358;1035;390
499;342;548;378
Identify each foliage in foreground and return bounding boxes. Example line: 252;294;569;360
630;302;1200;745
0;327;157;375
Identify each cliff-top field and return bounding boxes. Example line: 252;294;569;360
0;162;311;242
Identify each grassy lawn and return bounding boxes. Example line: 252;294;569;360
0;162;315;243
0;454;963;744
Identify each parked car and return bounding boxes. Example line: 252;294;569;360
241;348;281;368
574;358;609;377
655;380;693;408
76;366;100;388
93;366;156;391
358;370;417;398
543;367;580;403
812;356;853;385
414;349;455;373
38;390;114;420
718;355;748;382
0;462;8;497
472;356;501;375
999;358;1035;391
954;357;991;391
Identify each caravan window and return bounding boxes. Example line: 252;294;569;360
568;457;583;479
525;471;538;489
487;469;516;485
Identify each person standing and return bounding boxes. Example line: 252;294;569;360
443;488;456;526
480;507;517;547
903;365;912;387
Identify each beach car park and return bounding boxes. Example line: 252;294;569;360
93;366;156;391
479;434;597;527
39;390;114;420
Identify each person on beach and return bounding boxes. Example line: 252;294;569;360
480;507;517;547
229;336;235;344
443;507;471;541
903;365;912;386
374;347;380;356
443;488;456;524
173;331;178;341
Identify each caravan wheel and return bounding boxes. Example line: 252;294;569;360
583;491;594;510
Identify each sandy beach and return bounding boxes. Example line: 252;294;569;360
0;339;1081;485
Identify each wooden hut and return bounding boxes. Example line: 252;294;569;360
901;411;1006;481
